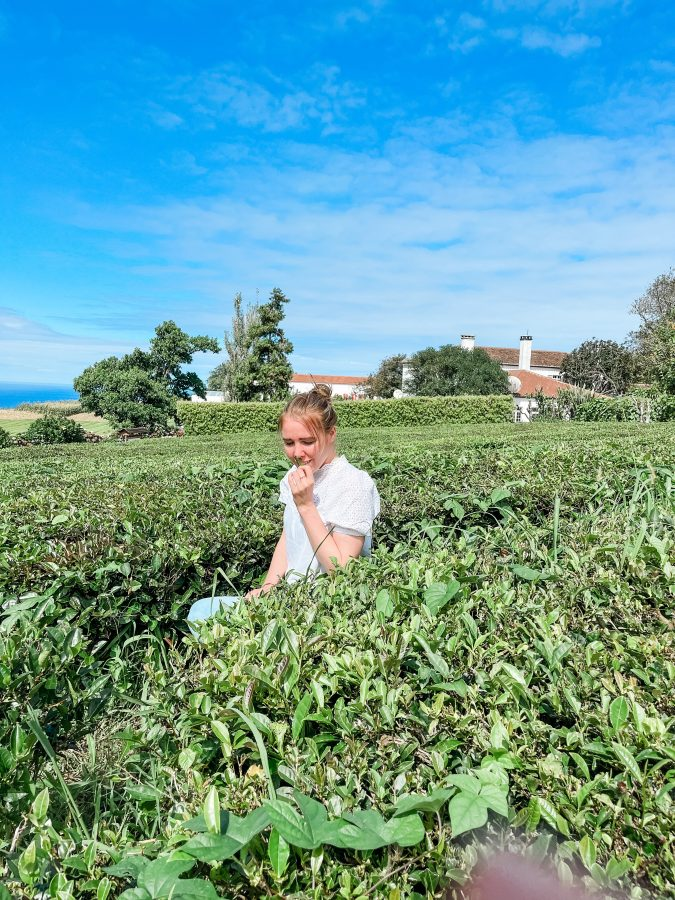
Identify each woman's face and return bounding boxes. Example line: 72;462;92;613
280;416;336;472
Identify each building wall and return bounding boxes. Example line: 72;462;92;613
290;380;365;398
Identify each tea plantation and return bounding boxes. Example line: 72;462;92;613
1;423;674;899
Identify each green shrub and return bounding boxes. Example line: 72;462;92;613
178;395;514;434
0;426;11;449
24;412;86;444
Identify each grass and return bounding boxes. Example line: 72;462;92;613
0;416;112;436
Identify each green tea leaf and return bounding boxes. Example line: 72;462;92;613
423;581;461;616
268;829;290;878
31;787;49;822
375;589;394;618
611;743;642;782
203;786;221;834
137;859;196;897
609;697;629;731
579;835;596;870
292;692;313;741
511;565;541;581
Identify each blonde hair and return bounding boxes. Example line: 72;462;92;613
279;383;337;439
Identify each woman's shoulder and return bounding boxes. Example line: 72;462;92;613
330;456;378;489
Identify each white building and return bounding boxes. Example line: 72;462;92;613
289;373;368;398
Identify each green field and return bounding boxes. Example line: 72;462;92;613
1;423;674;898
0;417;112;437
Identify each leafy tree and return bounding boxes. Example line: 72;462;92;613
363;353;406;398
629;267;675;383
561;338;634;396
408;345;509;396
74;321;219;429
241;287;294;401
208;293;260;401
0;426;11;449
654;323;675;394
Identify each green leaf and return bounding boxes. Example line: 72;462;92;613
445;774;481;795
173;881;219;899
375;589;394;618
394;788;453;816
611;743;642;782
423;581;461;616
268;829;290;878
180;833;243;862
511;564;541;581
477;783;509;818
579;835;596;870
448;792;488;836
203;787;221;834
51;513;69;525
119;890;151;900
292;692;313;742
413;633;450;678
293;791;328;834
137;859;195;898
227;806;272;844
499;662;528;688
605;856;632;881
263;799;317;849
31;787;49;822
381;813;425;847
105;857;150;879
609;697;629;731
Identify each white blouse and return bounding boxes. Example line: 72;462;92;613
278;455;381;583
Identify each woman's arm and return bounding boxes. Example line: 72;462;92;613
247;529;288;598
296;503;364;572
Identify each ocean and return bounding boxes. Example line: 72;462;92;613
0;382;79;409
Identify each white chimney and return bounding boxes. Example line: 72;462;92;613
401;356;415;395
519;335;532;371
460;334;475;351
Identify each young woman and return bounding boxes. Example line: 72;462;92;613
187;385;380;631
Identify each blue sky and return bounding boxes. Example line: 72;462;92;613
1;0;674;385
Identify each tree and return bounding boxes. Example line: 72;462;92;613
363;353;406;398
207;293;260;401
629;267;675;383
241;287;294;401
561;338;634;396
407;345;509;396
74;321;219;429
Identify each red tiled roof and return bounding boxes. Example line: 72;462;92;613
291;373;368;386
481;347;566;368
509;369;574;398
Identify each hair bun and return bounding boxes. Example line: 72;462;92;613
310;383;332;400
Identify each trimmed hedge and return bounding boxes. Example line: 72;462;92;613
178;394;514;434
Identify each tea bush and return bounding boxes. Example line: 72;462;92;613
0;427;11;449
1;423;674;898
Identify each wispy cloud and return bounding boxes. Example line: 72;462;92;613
171;63;366;134
0;308;129;383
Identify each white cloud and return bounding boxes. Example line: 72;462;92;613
0;308;131;383
171;63;366;134
520;25;601;55
49;117;675;380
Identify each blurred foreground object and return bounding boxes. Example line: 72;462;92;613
465;853;592;900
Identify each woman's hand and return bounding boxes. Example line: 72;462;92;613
288;463;315;510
